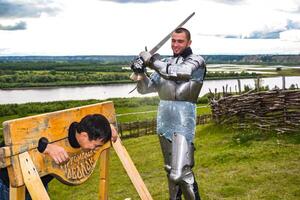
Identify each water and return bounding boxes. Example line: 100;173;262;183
0;76;299;104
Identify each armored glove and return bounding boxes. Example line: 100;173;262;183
130;57;146;73
139;51;152;66
139;51;161;69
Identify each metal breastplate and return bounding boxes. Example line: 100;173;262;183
156;55;205;103
157;79;202;103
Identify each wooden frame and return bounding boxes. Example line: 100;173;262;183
1;101;153;200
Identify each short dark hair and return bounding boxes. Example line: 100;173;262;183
73;114;112;143
174;27;191;41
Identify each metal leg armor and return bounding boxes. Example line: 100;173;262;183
159;135;182;200
170;133;201;200
159;133;201;200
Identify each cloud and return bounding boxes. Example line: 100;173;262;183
207;19;300;40
0;21;26;31
0;0;61;19
224;35;241;39
100;0;175;3
286;19;300;29
244;31;281;39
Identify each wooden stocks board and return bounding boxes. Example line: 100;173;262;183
0;101;115;187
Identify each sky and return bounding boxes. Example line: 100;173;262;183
0;0;300;56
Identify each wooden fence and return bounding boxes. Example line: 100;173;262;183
117;114;212;139
210;89;300;133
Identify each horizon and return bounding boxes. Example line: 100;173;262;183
1;53;300;57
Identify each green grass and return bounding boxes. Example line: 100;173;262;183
1;98;298;199
277;68;300;77
47;124;300;199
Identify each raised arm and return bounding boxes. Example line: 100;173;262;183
139;51;206;82
136;73;159;94
152;54;205;81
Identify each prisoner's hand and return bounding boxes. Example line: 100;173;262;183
44;143;69;164
110;124;118;143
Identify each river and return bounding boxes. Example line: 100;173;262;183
0;76;299;104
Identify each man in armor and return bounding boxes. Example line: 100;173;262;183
131;27;206;200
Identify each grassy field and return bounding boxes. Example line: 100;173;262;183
47;124;300;200
1;98;299;199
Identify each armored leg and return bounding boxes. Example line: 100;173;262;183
169;133;201;200
158;135;182;200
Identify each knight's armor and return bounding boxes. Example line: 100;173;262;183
137;47;206;200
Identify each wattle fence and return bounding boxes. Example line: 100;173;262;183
210;89;300;133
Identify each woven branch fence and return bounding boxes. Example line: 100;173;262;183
210;89;300;133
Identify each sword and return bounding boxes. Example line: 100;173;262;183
130;12;195;82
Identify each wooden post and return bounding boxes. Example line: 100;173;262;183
99;148;110;200
119;123;123;138
282;76;286;90
9;185;25;200
237;79;241;94
222;86;225;96
256;77;260;92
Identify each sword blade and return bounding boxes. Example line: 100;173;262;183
149;12;195;55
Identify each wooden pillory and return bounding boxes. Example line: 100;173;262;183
0;101;153;200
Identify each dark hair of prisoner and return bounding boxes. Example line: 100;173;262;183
69;114;112;143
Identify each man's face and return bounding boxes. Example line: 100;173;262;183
171;32;191;55
77;132;104;150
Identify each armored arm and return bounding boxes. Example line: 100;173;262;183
136;73;159;94
151;55;206;81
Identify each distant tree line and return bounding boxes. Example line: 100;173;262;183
0;70;132;88
206;71;257;79
0;67;258;88
0;61;128;72
1;54;299;65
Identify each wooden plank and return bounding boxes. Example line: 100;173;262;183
19;151;50;200
112;137;153;200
